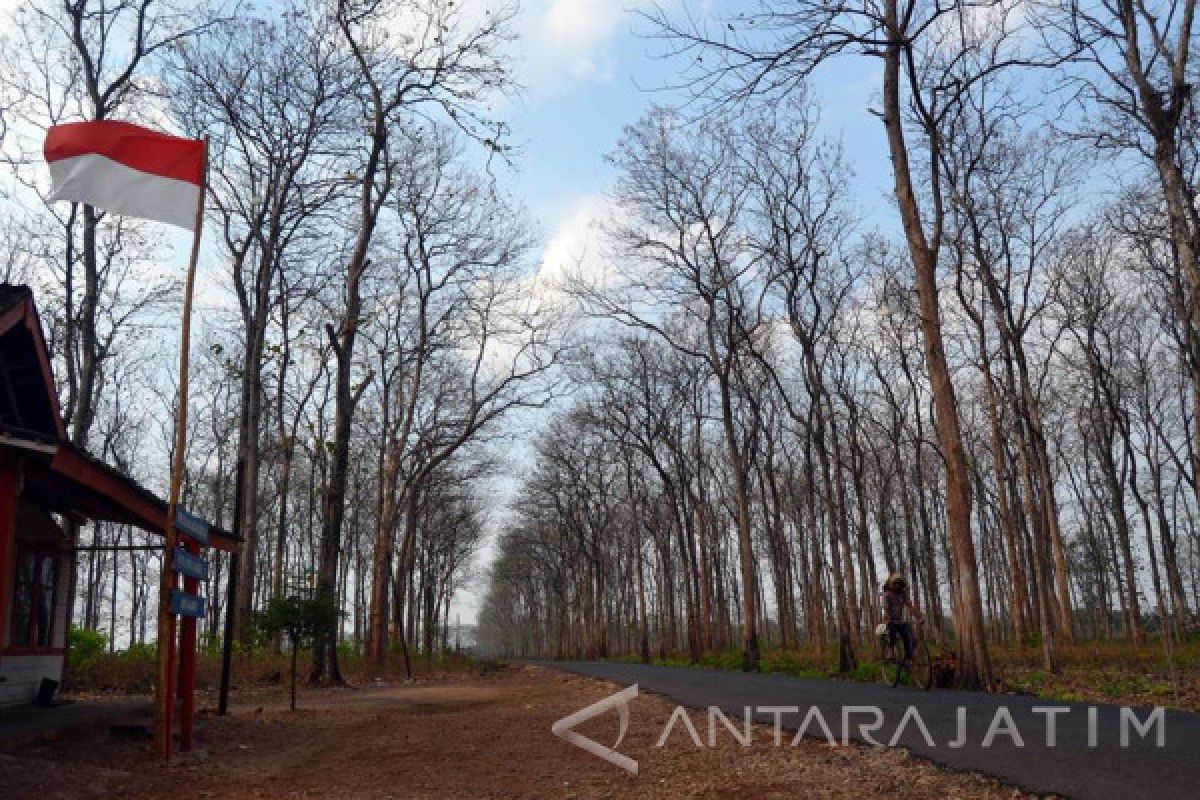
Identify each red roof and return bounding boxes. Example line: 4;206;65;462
0;285;236;552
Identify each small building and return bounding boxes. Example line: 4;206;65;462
0;285;234;706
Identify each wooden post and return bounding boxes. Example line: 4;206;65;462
154;137;207;760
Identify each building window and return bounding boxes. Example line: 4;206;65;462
10;547;57;649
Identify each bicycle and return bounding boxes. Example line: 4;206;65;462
876;619;933;690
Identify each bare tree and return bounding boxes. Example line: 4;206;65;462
170;5;352;643
310;0;517;683
363;125;559;671
575;109;772;670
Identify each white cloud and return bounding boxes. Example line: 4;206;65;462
529;193;617;302
929;0;1035;57
427;0;653;99
542;0;625;51
0;0;24;28
516;0;662;96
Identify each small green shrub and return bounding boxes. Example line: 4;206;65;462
697;651;743;670
67;626;107;671
120;642;157;662
760;650;828;678
653;655;694;668
1023;669;1047;688
259;593;341;710
847;662;883;683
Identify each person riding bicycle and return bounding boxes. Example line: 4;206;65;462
881;573;923;663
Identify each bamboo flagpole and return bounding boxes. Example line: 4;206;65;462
44;120;211;761
153;136;208;760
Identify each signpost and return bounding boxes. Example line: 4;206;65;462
169;515;210;752
172;547;209;581
175;508;210;546
177;535;204;752
169;588;206;619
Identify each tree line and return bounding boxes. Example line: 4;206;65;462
0;0;552;680
479;0;1200;688
3;0;1199;692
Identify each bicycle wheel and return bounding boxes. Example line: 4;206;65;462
910;639;933;690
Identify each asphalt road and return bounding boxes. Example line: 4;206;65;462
543;661;1198;800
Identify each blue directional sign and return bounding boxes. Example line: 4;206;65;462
175;507;210;546
169;589;206;619
172;547;209;581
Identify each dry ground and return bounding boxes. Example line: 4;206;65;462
0;665;1038;799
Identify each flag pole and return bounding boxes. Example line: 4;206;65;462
155;135;208;760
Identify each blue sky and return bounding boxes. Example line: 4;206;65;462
451;0;901;625
0;0;919;628
0;0;899;310
498;0;896;288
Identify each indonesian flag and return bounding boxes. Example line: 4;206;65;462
44;120;205;230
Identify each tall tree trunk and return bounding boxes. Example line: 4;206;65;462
233;338;265;643
979;340;1030;643
882;0;992;688
716;366;759;671
309;256;366;685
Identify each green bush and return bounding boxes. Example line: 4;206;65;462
120;642;157;663
653;655;695;668
67;626;107;671
761;650;828;678
1023;668;1047;688
847;661;883;683
200;631;227;656
697;651;744;670
235;614;274;655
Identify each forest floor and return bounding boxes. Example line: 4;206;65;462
0;664;1030;799
996;639;1200;711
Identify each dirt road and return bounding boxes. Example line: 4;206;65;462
1;665;1023;799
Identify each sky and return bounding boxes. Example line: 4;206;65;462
451;0;896;625
0;0;898;346
0;0;903;631
0;1;1166;645
506;0;894;297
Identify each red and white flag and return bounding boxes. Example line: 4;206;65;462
44;120;205;230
